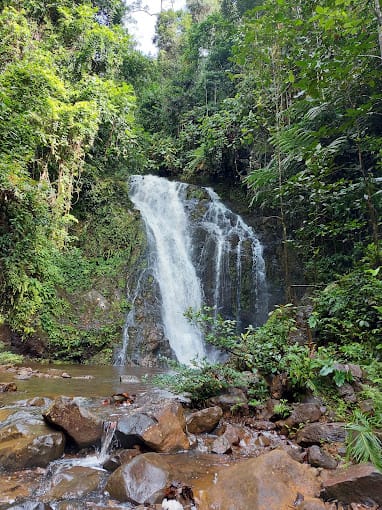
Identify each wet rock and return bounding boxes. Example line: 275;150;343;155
103;448;142;471
42;466;103;501
194;449;321;510
43;396;103;448
105;453;169;504
116;413;156;448
296;497;326;510
186;406;222;434
119;375;140;384
106;452;230;505
254;433;272;447
321;463;382;505
211;435;232;454
84;290;110;311
7;503;52;510
250;420;276;431
0;468;45;506
285;445;306;463
207;388;247;412
307;446;338;470
0;411;65;470
296;423;347;446
142;402;189;453
25;397;52;407
116;401;189;453
219;423;242;446
0;382;17;392
276;403;322;433
116;400;190;453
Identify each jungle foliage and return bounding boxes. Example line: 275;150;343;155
0;0;149;358
0;0;381;373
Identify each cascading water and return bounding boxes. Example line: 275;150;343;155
129;175;206;365
124;174;268;366
197;188;268;329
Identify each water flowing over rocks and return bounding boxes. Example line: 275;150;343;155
41;466;104;502
116;175;268;366
0;384;380;509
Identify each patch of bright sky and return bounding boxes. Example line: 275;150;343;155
127;0;187;55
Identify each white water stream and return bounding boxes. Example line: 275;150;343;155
126;175;268;365
129;175;206;364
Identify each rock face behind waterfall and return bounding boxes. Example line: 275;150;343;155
115;175;268;366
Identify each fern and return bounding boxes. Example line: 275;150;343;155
346;410;382;472
304;102;331;121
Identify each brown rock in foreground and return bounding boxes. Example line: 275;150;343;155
194;449;321;510
106;451;232;504
0;412;65;471
43;396;103;448
321;463;382;505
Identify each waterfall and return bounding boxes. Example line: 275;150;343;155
198;188;268;329
129;175;206;365
127;175;268;365
114;268;148;366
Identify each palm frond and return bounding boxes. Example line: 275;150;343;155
346;411;382;472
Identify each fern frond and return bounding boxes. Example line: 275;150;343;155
324;136;349;155
245;167;276;189
304;102;330;121
346;411;382;472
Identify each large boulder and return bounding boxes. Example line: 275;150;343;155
106;452;230;505
194;449;321;510
116;401;189;453
296;423;346;446
105;453;169;504
0;411;65;471
186;406;223;434
115;413;157;448
43;397;103;448
321;463;382;505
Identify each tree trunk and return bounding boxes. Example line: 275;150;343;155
375;0;382;59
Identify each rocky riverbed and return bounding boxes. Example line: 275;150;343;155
0;364;381;510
